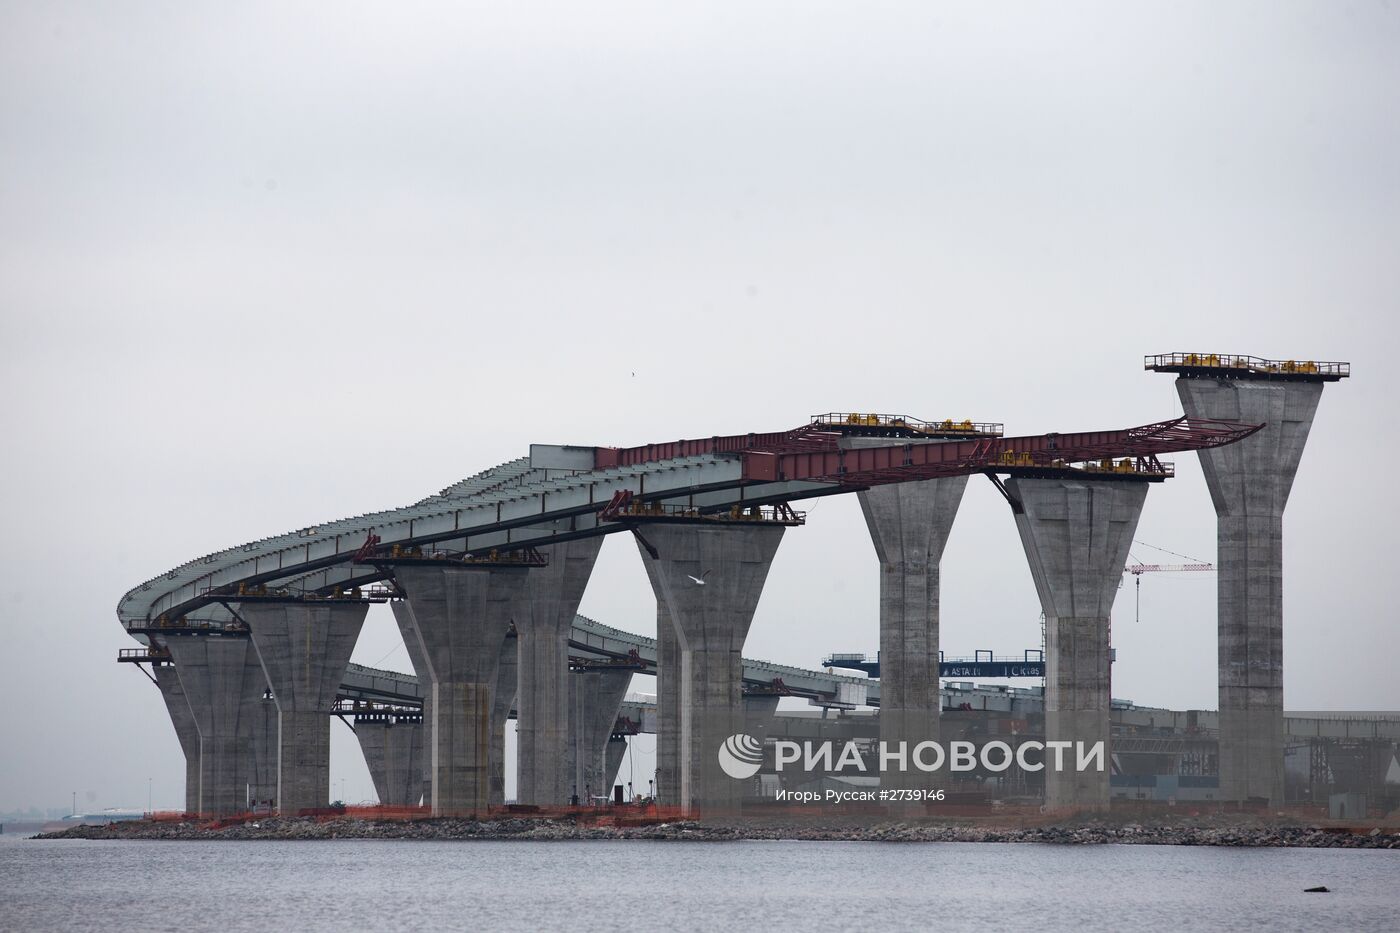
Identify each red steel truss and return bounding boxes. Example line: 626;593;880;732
596;416;1261;488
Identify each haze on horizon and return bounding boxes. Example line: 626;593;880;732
1;1;1396;814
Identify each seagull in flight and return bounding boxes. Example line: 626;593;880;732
686;570;712;586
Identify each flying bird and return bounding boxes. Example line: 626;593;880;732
686;570;712;586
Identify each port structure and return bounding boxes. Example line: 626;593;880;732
118;395;1278;818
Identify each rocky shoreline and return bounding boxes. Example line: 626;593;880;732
35;816;1400;848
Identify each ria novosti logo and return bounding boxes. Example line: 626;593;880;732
717;734;765;779
717;736;1107;779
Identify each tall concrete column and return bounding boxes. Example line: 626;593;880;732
1006;476;1148;810
568;667;633;802
395;564;530;816
490;632;518;807
855;475;968;790
640;562;680;807
638;523;785;817
1177;376;1325;805
390;600;433;804
165;634;267;816
514;538;604;805
356;716;424;806
241;602;369;815
153;662;201;813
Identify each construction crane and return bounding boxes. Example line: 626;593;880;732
1123;541;1215;623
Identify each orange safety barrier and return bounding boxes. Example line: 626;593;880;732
202;811;264;830
482;802;690;825
183;801;691;826
335;805;432;822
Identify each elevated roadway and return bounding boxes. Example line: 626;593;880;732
118;410;1264;815
117;414;1258;632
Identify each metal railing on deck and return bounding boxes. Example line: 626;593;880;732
1144;353;1350;378
812;412;1003;436
992;449;1175;477
603;498;805;525
117;647;170;663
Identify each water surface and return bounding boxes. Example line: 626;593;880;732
2;835;1395;931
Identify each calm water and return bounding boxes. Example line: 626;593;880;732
1;834;1396;932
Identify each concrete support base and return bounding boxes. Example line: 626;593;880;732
514;539;604;805
568;667;632;803
153;663;201;814
1007;477;1148;811
638;523;784;817
395;564;529;816
1177;376;1324;805
356;718;425;806
242;602;369;815
855;475;968;790
164;635;271;816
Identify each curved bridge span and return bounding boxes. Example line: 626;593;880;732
119;408;1267;817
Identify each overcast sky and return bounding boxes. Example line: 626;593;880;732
2;1;1396;813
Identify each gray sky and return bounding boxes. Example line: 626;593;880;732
2;1;1396;813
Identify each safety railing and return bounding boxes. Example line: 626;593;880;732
116;647;170;662
603;499;806;525
368;544;548;567
824;650;1045;664
143;615;247;632
812;413;1004;436
202;582;393;600
944;650;1044;664
1144;353;1350;378
993;450;1175;477
337;698;422;717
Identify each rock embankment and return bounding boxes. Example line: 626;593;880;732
34;817;1400;848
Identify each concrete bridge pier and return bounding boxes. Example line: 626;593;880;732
394;564;529;816
164;634;269;816
390;599;511;807
389;600;433;804
568;667;633;803
639;523;785;817
855;475;968;790
1006;476;1148;811
514;539;604;805
1176;376;1325;805
153;662;201;813
242;602;369;815
356;716;425;806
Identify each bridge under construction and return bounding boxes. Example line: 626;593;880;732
116;352;1370;819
